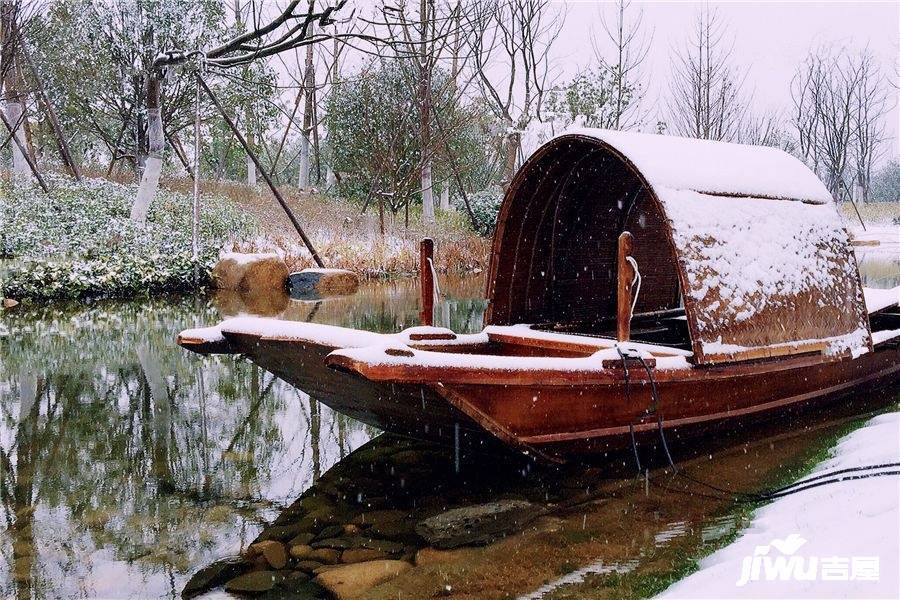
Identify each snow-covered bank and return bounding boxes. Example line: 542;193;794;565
660;411;900;599
851;224;900;258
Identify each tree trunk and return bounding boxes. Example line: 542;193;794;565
419;0;435;224
298;27;315;189
131;73;164;223
501;128;520;191
246;133;257;187
439;184;450;211
4;99;27;178
1;1;30;181
325;36;339;189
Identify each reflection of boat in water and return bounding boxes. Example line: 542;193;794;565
180;130;900;461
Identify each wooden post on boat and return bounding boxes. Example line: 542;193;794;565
617;231;635;342
420;238;435;326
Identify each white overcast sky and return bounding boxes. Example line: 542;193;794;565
551;1;899;159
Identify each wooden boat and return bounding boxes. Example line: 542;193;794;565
179;129;900;461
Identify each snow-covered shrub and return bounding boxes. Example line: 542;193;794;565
1;176;254;301
460;187;504;235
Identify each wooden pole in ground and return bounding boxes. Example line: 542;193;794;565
198;75;325;268
0;109;48;192
419;238;435;326
617;231;635;343
192;75;201;284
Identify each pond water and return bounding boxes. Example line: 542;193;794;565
0;258;897;599
0;278;484;599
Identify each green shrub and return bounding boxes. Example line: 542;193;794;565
1;175;255;301
460;186;504;235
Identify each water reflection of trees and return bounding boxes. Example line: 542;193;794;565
0;297;381;598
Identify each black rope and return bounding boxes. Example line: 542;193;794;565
617;346;642;474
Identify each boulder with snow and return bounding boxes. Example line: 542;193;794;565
212;252;288;292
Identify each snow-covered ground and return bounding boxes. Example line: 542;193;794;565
660;412;900;599
851;224;900;258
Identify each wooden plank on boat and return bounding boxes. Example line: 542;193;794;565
486;330;685;357
699;341;829;365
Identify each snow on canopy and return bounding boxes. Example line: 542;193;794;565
485;129;871;365
570;128;834;203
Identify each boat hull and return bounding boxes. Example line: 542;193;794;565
216;329;900;461
221;331;507;452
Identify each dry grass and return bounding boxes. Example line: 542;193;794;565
840;201;900;224
158;176;492;278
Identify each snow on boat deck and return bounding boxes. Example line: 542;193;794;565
659;411;900;599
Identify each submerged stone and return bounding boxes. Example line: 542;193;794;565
311;537;355;550
353;509;407;527
290;544;341;565
278;569;311;590
181;555;245;598
340;548;389;564
224;570;284;594
370;519;415;540
415;500;546;549
314;524;345;541
248;540;288;570
256;522;308;543
313;560;412;599
288;532;316;546
295;560;325;574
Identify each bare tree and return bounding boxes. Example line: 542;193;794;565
467;0;564;189
233;0;258;188
790;46;872;200
815;53;859;199
668;7;747;142
594;0;651;130
851;50;889;203
417;0;436;223
297;13;316;189
739;110;794;152
790;52;826;171
371;0;470;223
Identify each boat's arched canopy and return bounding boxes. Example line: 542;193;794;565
485;129;871;365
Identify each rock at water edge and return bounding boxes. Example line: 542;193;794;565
287;268;359;298
314;560;411;599
213;253;288;292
